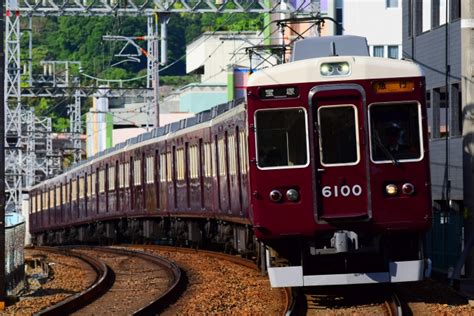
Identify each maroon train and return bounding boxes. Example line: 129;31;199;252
29;36;432;287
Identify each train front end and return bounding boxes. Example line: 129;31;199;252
246;52;431;287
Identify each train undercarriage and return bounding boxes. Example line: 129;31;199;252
33;216;258;260
33;218;428;288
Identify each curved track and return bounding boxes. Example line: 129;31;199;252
127;245;292;314
33;246;112;316
34;246;186;315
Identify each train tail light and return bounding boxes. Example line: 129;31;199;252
402;183;415;195
286;189;299;202
269;190;283;202
385;184;398;196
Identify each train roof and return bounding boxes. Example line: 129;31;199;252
291;35;370;61
247;55;424;87
30;97;245;189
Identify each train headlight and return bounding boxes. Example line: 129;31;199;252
320;64;334;76
320;62;350;76
402;183;415;195
286;189;299;202
269;190;283;202
385;184;398;196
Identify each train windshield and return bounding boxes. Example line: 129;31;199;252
370;103;422;163
255;108;308;169
317;105;359;166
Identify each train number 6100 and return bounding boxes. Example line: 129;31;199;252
322;185;362;198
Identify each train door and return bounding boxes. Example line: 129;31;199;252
310;85;371;221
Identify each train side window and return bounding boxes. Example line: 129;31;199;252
87;174;92;196
119;163;124;188
109;165;116;190
99;169;105;193
124;163;130;188
218;138;226;176
189;145;198;179
146;156;154;184
71;179;77;202
134;159;141;185
31;195;35;213
63;183;68;204
49;189;54;209
212;140;217;177
255;107;309;169
79;177;85;199
176;148;185;181
239;130;248;175
203;143;212;177
166;152;172;182
160;153;167;182
369;102;422;163
228;135;237;176
318;105;359;166
55;186;60;207
42;191;47;210
91;173;96;195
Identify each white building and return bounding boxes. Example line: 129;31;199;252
186;31;263;84
340;0;402;59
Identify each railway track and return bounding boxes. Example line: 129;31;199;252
296;284;404;316
127;245;291;314
34;246;186;315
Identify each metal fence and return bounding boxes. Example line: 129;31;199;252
5;217;25;294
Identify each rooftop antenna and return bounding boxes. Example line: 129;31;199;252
331;41;338;56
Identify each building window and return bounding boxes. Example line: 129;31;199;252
373;46;384;57
388;46;399;59
450;0;460;21
386;0;398;8
415;0;423;35
408;0;413;37
432;0;440;28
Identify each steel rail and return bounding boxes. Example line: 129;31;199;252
32;246;113;316
82;246;187;315
126;244;293;314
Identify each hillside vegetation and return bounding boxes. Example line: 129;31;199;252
25;13;262;131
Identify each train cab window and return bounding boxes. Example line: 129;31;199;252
369;103;422;163
318;105;359;166
255;108;308;169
